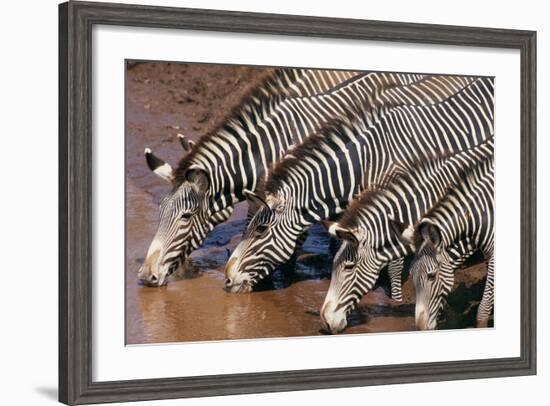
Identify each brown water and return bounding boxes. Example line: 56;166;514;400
125;62;488;345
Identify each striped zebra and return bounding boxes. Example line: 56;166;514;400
138;68;362;286
138;69;441;287
405;148;494;330
320;137;494;333
224;76;494;294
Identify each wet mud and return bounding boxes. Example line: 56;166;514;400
126;62;489;345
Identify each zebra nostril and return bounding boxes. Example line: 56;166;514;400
150;274;158;284
225;278;232;287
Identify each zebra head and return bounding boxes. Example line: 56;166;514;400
320;217;414;334
224;190;301;293
138;138;215;287
320;226;362;334
407;221;454;330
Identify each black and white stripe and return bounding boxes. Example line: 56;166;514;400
320;137;494;333
225;76;494;295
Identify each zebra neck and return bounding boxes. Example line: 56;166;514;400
208;185;240;216
209;205;234;227
447;240;477;267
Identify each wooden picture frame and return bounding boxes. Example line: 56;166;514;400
59;1;536;404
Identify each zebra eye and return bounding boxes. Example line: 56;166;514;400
256;224;268;234
180;212;192;220
343;263;355;271
427;270;436;280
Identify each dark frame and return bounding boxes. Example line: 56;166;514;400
59;1;537;404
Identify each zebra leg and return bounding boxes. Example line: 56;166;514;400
283;230;309;273
476;255;494;328
387;258;404;302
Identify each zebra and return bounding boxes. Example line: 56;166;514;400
224;76;494;295
138;69;444;287
138;68;361;286
320;137;494;334
404;149;494;330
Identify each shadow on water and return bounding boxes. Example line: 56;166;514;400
185;221;337;290
186;221;437;305
345;302;416;330
260;223;335;290
189;219;246;269
169;219;246;281
203;219;247;249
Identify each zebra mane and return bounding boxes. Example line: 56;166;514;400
173;68;307;184
337;138;494;230
253;173;268;199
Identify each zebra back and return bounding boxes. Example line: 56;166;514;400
283;68;361;97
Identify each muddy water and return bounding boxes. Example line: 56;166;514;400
127;215;420;344
125;62;488;345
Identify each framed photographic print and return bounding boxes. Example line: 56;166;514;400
59;1;537;404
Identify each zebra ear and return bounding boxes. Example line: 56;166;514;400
144;148;174;183
244;190;269;211
186;168;209;192
387;213;418;247
389;218;416;246
177;133;195;152
322;221;359;245
418;222;442;248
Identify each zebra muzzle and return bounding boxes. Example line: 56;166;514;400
223;257;253;293
320;301;348;334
